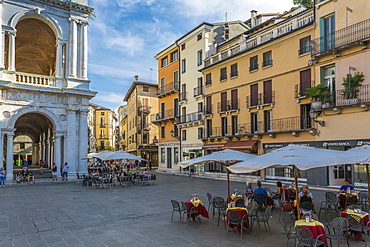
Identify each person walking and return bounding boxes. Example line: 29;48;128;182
39;160;44;175
148;161;152;171
0;167;6;187
62;162;69;181
52;163;58;181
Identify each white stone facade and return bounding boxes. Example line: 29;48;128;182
0;0;96;180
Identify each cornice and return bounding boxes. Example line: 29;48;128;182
33;0;94;14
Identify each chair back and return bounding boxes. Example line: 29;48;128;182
265;188;272;194
301;213;319;221
213;196;225;209
359;203;370;213
346;214;364;227
264;205;273;217
325;209;339;224
346;205;359;210
288;188;296;200
346;195;358;205
296;225;313;241
279;218;289;236
326;192;337;203
171;200;180;211
300;201;314;211
227;210;242;224
207;193;213;204
254;194;267;204
235;198;245;207
331;217;349;232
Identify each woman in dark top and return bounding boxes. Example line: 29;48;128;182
271;181;283;200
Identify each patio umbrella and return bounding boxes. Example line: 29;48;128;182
99;151;146;161
179;149;257;198
228;144;357;218
91;151;115;160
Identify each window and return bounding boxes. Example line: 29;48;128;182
230;63;238;77
197;33;202;41
220;67;227;81
205;96;212;114
160;102;165;119
206;119;212;137
100;141;105;150
160;126;165;139
100;129;105;138
221;117;228;136
181;43;186;50
262;51;272;67
231;116;238;135
161;148;165;162
299;69;311;96
205;73;212;85
174;98;179;117
231;89;238;110
251;112;259;133
101;112;105;115
198;127;204;139
173;71;179;82
170;51;178;62
100;117;105;126
174;147;179;163
250;84;259;106
221;92;227;112
143;86;149;92
182;129;186;141
322;14;335;51
299;36;311;55
181;58;186;73
322;65;336;92
300;104;311;129
161;57;168;67
263;80;273;104
197;50;203;66
264;110;272;132
143;133;149;145
19;143;25;149
250;56;258;71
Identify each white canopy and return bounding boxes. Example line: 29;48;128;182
178;149;256;168
343;144;370;164
91;151;146;161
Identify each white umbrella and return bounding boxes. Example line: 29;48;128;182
91;151;114;160
179;149;257;198
99;151;146;161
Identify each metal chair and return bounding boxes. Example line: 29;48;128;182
254;194;267;210
279;218;297;247
207;192;213;212
358;191;368;204
301;213;319;221
170;200;182;222
325;209;339;225
326;217;350;247
213;197;227;228
346;204;360;210
234;198;245;207
251;205;272;236
346;214;370;246
296;225;325;247
359;203;370;213
183;202;201;225
276;198;292;220
345;195;358;209
319;192;338;218
226;210;249;239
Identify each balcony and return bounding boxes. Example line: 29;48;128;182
193;86;204;98
15;72;57;87
139;106;151;114
150;109;178;123
246;92;275;108
204;10;314;67
204;105;213;116
99;135;108;139
142;123;150;130
157;81;179;98
311;19;370;57
179;92;187;102
100;124;106;128
311;84;370;110
217;99;240;113
295;81;314;98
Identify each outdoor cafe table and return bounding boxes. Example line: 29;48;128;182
226;207;249;233
295;220;328;247
185;199;209;220
338;193;358;209
341;209;369;241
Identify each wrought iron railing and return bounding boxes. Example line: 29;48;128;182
193;86;203;97
261;91;275;105
157;81;179;96
217;99;240;113
150;109;176;122
204;105;213;115
179;112;204;124
295;81;314;98
179;92;187;101
246;94;261;107
311;19;370;56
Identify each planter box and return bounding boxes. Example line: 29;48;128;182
344;98;360;105
311;101;322;109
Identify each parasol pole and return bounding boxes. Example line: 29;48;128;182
227;166;230;199
294;165;300;219
366;164;370;205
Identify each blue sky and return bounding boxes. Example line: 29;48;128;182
88;0;297;112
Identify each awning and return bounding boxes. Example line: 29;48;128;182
202;143;226;150
224;140;257;150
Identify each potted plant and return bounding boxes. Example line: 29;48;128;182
305;84;330;109
342;72;364;105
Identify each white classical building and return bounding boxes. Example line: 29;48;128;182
0;0;96;180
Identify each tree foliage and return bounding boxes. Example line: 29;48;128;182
293;0;313;8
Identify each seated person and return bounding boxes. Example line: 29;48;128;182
142;169;148;176
287;185;296;201
253;181;268;204
300;189;314;214
27;172;34;182
244;182;253;199
15;172;22;183
339;180;354;193
22;171;28;182
298;185;315;205
271;181;283;200
91;170;99;177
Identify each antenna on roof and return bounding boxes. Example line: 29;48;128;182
225;12;228;22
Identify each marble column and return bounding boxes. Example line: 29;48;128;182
42;140;46;162
55;39;64;78
0;132;3;168
79;111;88;174
53;133;62;177
69;19;77;78
0;1;4;70
6;132;14;181
32;144;38;165
81;22;88;79
8;31;16;71
66;110;77;175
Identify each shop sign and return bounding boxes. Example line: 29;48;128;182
354;182;367;187
264;139;370;149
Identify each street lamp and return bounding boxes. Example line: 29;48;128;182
170;130;179;139
309;109;325;127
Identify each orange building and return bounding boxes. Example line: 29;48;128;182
153;44;181;169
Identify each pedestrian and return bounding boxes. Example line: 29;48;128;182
148;161;152;171
52;163;58;181
62;162;69;181
39;160;44;175
0;167;6;187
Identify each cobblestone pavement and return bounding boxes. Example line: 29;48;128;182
0;173;367;247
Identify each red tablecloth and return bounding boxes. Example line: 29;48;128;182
185;200;209;220
338;193;358;209
295;221;328;247
341;211;369;241
226;208;249;233
284;188;289;201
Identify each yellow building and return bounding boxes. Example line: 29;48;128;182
117;105;128;151
124;76;159;165
88;103;117;152
201;7;315;178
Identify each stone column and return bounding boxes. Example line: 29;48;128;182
78;110;88;174
8;31;16;71
69;19;77;78
0;132;3;168
6;131;14;181
53;133;62;177
81;22;88;79
32;144;38;165
55;39;64;78
42;139;46;162
0;1;4;70
66;110;77;175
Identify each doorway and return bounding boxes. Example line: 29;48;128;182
166;148;172;168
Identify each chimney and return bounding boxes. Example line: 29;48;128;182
250;10;257;28
134;75;139;81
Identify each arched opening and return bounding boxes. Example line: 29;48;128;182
15;18;57;76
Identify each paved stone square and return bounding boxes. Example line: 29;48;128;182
0;173;367;246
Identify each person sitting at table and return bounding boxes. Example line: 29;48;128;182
271;181;283;200
300;189;314;214
244;182;253;205
339;180;355;193
91;170;99;177
253;181;268;204
15;172;22;183
142;169;148;176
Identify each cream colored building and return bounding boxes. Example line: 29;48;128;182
117;105;128;151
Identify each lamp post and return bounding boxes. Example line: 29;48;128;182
309;109;325;127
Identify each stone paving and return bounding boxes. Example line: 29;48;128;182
0;173;367;247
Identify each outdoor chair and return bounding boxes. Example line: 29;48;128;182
279;218;297;247
325;209;339;225
91;178;102;189
207;192;213;212
183;201;201;225
296;225;325;247
226;210;249;239
276;199;292;220
251;205;272;236
359;191;368;204
265;187;272;194
359;203;370;213
318;192;338;218
326;217;350;247
213;196;226;228
170;200;182;222
287;188;296;201
346;214;370;245
345;195;358;209
346;204;360;210
76;174;85;184
300;213;319;221
300;201;314;215
254;194;267;210
234;198;245;207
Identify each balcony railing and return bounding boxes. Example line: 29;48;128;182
100;124;106;128
261;91;275;105
139;106;151;114
311;19;370;57
157;81;179;97
15;72;57;87
295;81;314;98
204;10;314;67
179;112;204;124
204;105;213;115
246;94;261;107
150;109;177;122
193;86;203;97
179;92;187;101
217;99;240;113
